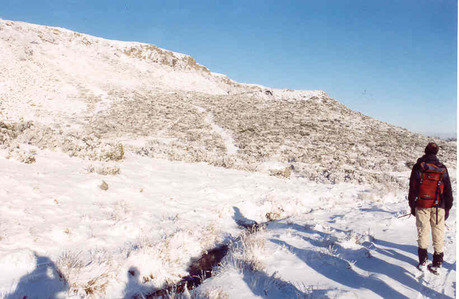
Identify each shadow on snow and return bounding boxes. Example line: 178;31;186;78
269;222;449;299
5;255;67;299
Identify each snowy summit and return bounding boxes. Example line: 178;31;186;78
0;19;456;298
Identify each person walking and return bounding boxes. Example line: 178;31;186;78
408;142;453;274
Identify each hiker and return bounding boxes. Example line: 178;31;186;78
408;142;453;274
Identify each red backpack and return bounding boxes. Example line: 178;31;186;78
416;162;446;208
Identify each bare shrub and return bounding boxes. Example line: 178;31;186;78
269;167;291;178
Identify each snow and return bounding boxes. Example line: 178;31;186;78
0;18;456;298
0;249;36;288
196;105;239;155
200;198;456;298
0;148;455;298
0;18;245;127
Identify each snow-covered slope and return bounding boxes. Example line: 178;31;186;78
1;19;455;186
0;19;456;298
0;19;323;120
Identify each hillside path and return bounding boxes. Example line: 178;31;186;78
194;105;239;155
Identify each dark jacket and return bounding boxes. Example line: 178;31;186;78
408;154;453;210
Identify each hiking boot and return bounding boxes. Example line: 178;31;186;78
426;252;444;275
417;260;428;271
427;263;441;275
417;248;428;270
432;252;444;268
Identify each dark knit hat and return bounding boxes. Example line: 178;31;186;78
425;142;439;155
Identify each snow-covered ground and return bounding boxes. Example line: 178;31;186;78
0;19;456;298
0;147;455;298
200;194;456;298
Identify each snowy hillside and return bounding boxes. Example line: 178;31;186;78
0;19;455;186
0;19;456;298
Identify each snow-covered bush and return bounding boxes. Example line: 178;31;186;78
0;120;34;148
199;287;229;299
227;226;267;272
106;200;130;222
86;164;121;175
6;146;36;164
56;250;113;298
4;122;125;162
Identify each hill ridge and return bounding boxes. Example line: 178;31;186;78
0;19;455;187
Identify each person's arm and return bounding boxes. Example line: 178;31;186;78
408;165;420;214
442;168;453;219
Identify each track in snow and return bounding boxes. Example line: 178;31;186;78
195;105;239;155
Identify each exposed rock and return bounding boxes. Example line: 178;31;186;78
99;181;109;191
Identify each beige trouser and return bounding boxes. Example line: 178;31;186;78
416;207;445;253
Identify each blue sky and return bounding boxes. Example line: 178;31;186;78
1;0;457;136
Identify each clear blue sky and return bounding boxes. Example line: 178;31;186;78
2;0;457;137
